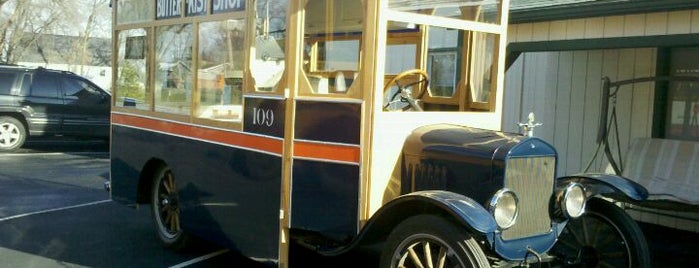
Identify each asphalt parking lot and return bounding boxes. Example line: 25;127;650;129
0;138;266;267
0;138;697;267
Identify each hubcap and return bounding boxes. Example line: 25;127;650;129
0;123;20;148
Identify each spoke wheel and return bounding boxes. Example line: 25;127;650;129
151;167;189;250
552;198;650;268
381;214;490;268
0;116;26;151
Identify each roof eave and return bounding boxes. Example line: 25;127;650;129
509;0;699;24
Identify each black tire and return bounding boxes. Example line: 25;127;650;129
380;214;490;268
0;116;26;151
552;198;651;268
151;167;190;251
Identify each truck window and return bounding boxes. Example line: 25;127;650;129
196;19;245;122
154;24;194;115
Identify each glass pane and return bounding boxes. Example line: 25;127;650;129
0;72;15;95
303;0;363;94
470;31;495;103
155;24;194;115
668;47;699;141
196;20;245;122
251;0;287;92
389;0;501;25
315;40;359;72
30;74;58;98
382;18;500;112
383;43;420;111
116;29;150;109
426;26;459;98
117;0;153;24
385;44;417;75
427;52;457;97
62;78;102;102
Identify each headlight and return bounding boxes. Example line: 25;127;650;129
561;183;586;218
489;189;518;229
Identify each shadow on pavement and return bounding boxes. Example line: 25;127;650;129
641;222;699;267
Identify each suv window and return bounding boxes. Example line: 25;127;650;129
30;73;60;98
0;72;16;95
62;77;103;102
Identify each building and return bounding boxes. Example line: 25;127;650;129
505;0;699;232
14;34;112;90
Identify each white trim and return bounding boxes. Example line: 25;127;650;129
385;10;505;35
292;156;360;166
293;138;361;148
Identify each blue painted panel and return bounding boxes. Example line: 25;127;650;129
110;125;281;261
295;101;361;144
291;159;359;241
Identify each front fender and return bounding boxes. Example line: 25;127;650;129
557;173;648;202
348;190;496;251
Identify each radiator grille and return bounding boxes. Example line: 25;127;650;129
501;156;555;240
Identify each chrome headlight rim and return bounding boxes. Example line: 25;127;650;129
489;188;519;230
561;183;586;218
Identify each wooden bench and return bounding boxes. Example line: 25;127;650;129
619;138;699;232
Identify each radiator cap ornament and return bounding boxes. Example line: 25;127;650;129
518;112;542;137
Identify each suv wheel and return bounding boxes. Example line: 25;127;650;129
0;116;26;151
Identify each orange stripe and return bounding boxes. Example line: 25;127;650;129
111;113;283;155
294;140;360;164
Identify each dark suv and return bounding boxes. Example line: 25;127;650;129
0;65;110;151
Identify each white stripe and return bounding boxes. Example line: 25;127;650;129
293;155;360;166
168;249;230;268
0;152;108;157
294;138;361;148
0;152;66;157
0;200;111;222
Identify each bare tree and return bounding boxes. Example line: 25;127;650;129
55;0;111;73
0;0;111;67
0;0;67;64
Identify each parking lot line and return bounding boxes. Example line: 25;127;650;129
0;152;108;157
0;200;111;222
168;249;230;268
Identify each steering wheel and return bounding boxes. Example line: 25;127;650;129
383;69;429;111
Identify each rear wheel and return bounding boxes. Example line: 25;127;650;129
552;198;651;268
0;116;26;151
151;167;190;250
380;214;490;268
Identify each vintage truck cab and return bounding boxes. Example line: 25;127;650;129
108;1;652;267
378;122;650;267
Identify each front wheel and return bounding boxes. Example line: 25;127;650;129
552;198;651;268
0;116;26;151
151;167;190;250
380;214;490;268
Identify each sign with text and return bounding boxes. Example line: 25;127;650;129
185;0;207;17
244;96;285;138
156;0;182;19
212;0;245;14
